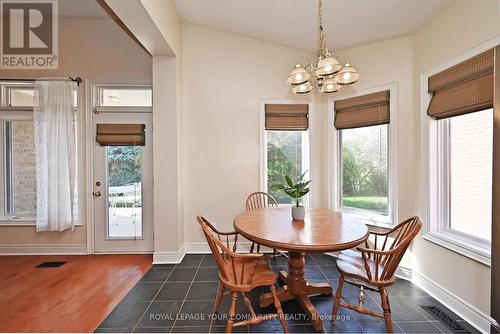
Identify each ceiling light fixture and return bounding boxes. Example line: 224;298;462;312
286;0;360;94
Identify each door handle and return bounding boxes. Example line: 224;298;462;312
93;191;101;198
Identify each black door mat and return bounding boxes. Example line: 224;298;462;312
36;261;67;268
421;305;470;333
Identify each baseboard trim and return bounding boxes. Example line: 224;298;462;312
395;265;412;281
412;270;493;333
153;244;185;264
0;243;87;255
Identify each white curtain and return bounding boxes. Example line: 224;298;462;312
33;80;77;232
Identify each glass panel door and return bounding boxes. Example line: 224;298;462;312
93;113;153;253
106;146;143;239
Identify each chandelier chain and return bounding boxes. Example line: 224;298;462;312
318;0;327;56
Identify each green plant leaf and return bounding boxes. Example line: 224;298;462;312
285;175;294;187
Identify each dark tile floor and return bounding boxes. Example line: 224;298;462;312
96;254;479;333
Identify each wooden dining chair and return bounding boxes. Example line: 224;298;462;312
245;192;285;258
245;192;278;211
331;217;422;333
197;216;288;333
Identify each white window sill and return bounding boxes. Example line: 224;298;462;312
0;220;83;227
423;231;491;266
337;208;394;230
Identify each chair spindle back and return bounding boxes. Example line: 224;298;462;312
197;216;260;287
246;192;278;211
360;217;422;283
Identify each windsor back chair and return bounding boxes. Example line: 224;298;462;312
331;216;422;333
197;216;288;333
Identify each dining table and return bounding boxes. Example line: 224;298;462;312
233;207;369;331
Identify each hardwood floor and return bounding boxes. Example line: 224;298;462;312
0;254;152;333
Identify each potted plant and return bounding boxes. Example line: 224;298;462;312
272;172;311;220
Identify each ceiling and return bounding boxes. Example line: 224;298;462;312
175;0;454;52
58;0;109;20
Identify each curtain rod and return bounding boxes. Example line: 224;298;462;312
0;77;83;86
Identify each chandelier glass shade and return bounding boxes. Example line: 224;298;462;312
320;77;341;94
316;53;342;77
291;81;314;94
287;64;310;85
286;0;360;94
334;63;360;85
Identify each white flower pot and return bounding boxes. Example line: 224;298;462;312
292;206;305;221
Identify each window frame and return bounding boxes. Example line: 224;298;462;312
420;40;499;266
93;84;153;114
259;99;313;207
0;80;82;226
328;83;399;228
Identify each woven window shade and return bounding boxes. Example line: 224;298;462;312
265;104;309;130
427;49;494;119
96;124;145;146
334;90;390;130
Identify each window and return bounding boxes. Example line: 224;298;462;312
107;146;143;238
266;130;309;204
263;103;310;205
7;87;34;107
0;81;79;222
432;109;493;246
340;125;389;215
5;121;37;219
333;89;394;225
448;110;493;241
97;87;152;107
425;48;494;262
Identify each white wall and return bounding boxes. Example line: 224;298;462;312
413;0;500;316
182;23;318;243
0;18;151;247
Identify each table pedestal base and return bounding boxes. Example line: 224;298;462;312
259;251;332;331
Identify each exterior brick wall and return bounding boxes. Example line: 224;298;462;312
449;109;493;241
12;121;36;217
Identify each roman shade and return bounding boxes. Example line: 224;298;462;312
96;124;145;146
427;49;494;119
265;104;309;130
334;90;390;130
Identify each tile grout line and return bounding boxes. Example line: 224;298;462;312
170;255;203;333
131;263;178;332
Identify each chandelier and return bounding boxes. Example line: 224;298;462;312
286;0;360;94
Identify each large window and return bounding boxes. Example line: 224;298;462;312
334;89;394;225
0;81;79;222
433;109;493;245
263;102;310;205
0;83;37;220
266;130;309;204
340;124;389;215
425;48;494;262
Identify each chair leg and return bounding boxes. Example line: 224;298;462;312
226;292;238;333
213;283;225;314
331;273;345;323
257;244;261;253
271;285;288;333
250;242;255;253
379;287;393;333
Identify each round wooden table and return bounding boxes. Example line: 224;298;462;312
234;207;369;331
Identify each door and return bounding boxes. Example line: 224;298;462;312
93;113;153;253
